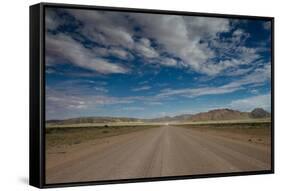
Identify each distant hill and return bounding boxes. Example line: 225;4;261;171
146;116;173;123
47;116;142;125
250;108;270;118
173;114;193;121
46;108;270;125
146;114;192;122
188;108;249;122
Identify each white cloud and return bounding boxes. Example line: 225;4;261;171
161;58;178;67
132;85;151;92
226;63;271;88
134;38;159;59
158;85;241;98
93;87;108;93
47;9;269;76
130;14;262;75
250;89;259;94
60;11;214;73
224;67;252;77
46;87;141;119
157;63;271;98
45;9;60;30
46;89;88;113
46;33;129;74
89;46;133;60
229;93;271;112
122;107;144;111
67;9;135;48
233;29;244;36
146;101;163;105
109;47;133;59
129;14;233;75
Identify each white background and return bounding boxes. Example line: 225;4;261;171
0;0;279;190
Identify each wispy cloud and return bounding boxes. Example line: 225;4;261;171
46;87;140;119
46;33;129;74
46;8;270;77
51;10;230;75
157;63;270;98
132;86;151;92
157;85;241;98
250;89;259;94
93;87;108;93
146;101;163;105
122;107;145;111
229;93;271;112
134;38;159;59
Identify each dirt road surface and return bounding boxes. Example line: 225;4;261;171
46;126;271;184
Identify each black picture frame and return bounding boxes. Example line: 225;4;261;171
30;2;274;188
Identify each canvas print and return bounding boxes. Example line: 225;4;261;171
45;7;272;184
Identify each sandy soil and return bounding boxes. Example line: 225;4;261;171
182;126;271;146
46;126;271;184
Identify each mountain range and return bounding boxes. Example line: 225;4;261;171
47;108;270;125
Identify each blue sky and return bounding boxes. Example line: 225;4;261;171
45;8;272;120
